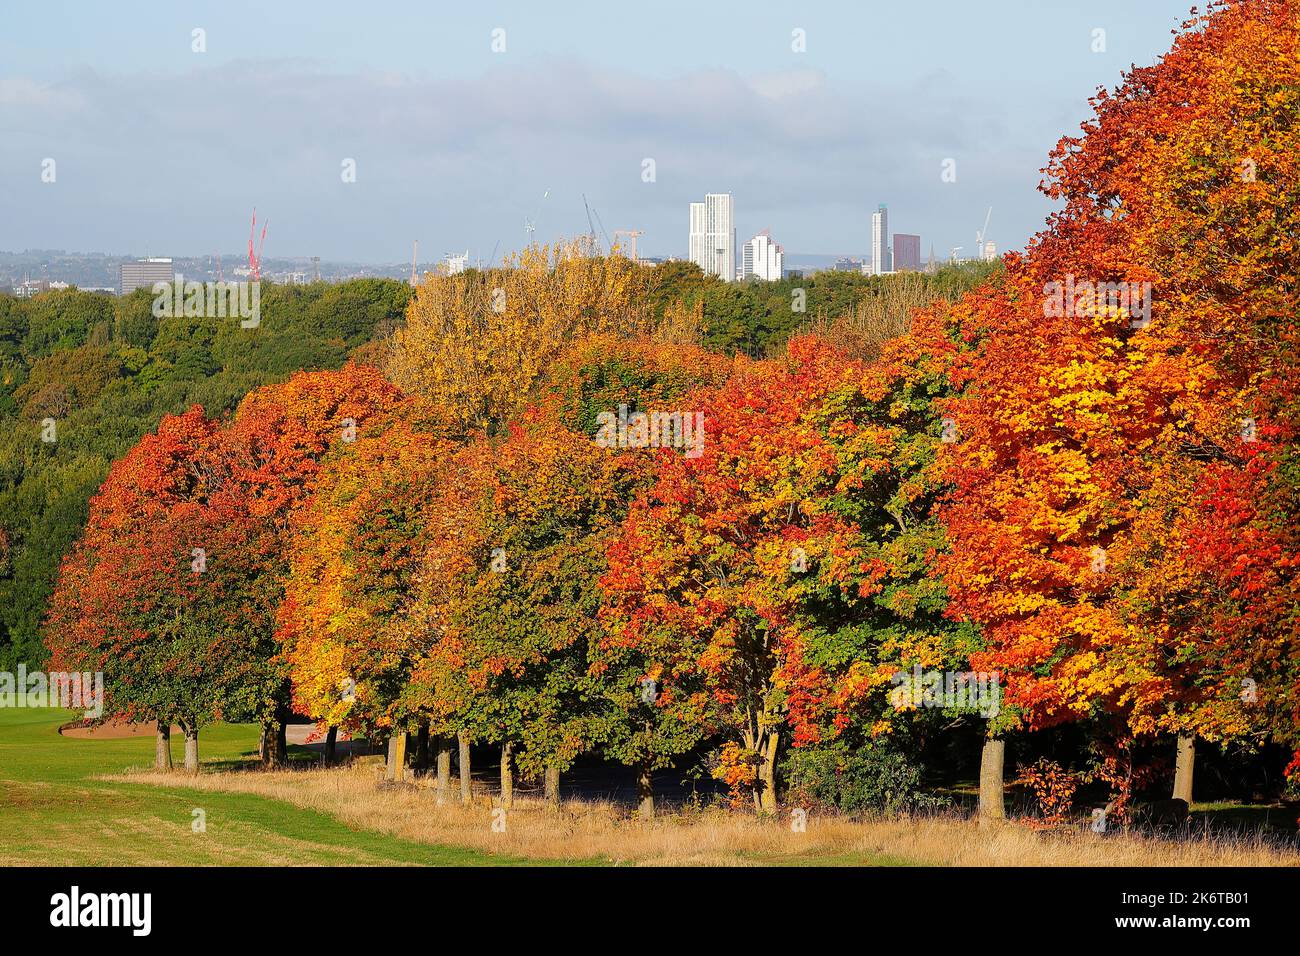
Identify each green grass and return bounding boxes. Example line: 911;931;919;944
0;707;517;866
8;708;1290;866
0;708;916;866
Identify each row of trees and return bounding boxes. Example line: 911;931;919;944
44;1;1300;818
5;260;985;675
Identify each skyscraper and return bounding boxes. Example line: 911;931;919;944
689;193;735;281
893;233;921;272
870;204;891;275
740;231;784;281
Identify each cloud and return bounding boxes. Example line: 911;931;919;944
0;58;1052;260
0;77;86;111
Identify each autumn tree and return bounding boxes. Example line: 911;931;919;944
600;336;980;814
46;364;405;770
46;407;233;770
385;243;661;437
1072;0;1300;795
404;335;735;810
922;0;1300;812
275;405;452;752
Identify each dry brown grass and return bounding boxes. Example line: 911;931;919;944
803;284;917;362
799;262;1002;362
113;762;1300;867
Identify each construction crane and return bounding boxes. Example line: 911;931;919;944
524;189;550;245
248;209;268;281
612;229;644;261
949;246;964;263
581;194;600;255
410;240;419;286
975;207;993;260
591;204;613;254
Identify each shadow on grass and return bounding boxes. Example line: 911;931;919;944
1193;802;1299;837
203;743;361;774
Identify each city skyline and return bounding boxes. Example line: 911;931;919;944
1;191;968;276
0;191;976;292
1;1;1201;264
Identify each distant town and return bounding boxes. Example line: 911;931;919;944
3;194;999;297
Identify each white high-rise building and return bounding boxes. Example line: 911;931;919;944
871;204;892;275
740;231;784;281
689;193;735;281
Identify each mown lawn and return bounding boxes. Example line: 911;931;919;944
0;708;520;866
3;708;1293;867
1;708;918;866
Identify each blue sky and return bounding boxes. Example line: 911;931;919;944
1;0;1198;264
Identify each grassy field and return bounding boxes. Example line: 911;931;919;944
0;708;512;865
3;707;1297;866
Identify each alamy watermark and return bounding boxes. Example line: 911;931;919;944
50;886;150;936
595;403;705;459
1043;274;1151;329
0;665;103;718
889;666;1001;718
152;274;260;328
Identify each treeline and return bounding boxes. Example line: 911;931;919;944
40;247;995;814
3;262;989;673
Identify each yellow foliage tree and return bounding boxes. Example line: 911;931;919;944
385;241;662;436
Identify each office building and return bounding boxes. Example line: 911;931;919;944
893;233;921;272
740;231;784;281
688;193;735;281
870;205;891;275
119;257;174;295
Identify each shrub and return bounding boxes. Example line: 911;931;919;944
784;743;946;816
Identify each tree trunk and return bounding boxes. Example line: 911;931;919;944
386;733;407;782
324;725;338;764
544;765;561;812
758;730;779;814
258;720;275;765
458;731;472;805
1172;735;1196;804
182;723;199;773
267;688;292;768
637;760;654;821
155;721;173;771
414;722;430;773
436;738;452;801
499;741;514;810
978;737;1005;822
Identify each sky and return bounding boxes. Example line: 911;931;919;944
0;0;1199;265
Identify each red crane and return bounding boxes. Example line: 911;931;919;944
248;209;268;281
